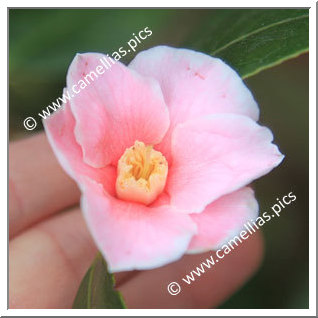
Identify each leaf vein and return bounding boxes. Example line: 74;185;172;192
211;14;308;56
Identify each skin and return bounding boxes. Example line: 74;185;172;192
9;133;264;309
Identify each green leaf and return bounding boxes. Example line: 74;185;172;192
72;253;126;309
185;9;309;78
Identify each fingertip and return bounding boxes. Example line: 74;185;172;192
119;231;264;308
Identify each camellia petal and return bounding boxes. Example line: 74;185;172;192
188;187;259;253
80;178;197;272
167;114;284;213
129;46;259;161
43;94;116;196
67;52;170;168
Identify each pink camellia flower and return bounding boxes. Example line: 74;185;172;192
44;46;284;272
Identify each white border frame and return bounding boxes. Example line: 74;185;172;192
3;1;316;316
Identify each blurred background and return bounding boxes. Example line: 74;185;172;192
9;9;309;308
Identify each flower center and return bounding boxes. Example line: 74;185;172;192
116;141;168;205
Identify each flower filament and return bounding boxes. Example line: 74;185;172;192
116;141;168;205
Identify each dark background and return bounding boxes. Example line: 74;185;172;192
9;9;309;308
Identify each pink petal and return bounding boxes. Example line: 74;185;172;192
167;114;284;213
67;53;170;168
129;46;259;160
80;178;197;272
43;96;116;196
188;187;259;253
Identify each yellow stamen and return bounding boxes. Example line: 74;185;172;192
116;141;168;205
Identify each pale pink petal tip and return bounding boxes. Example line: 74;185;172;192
80;178;197;272
187;187;259;253
167;114;284;213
